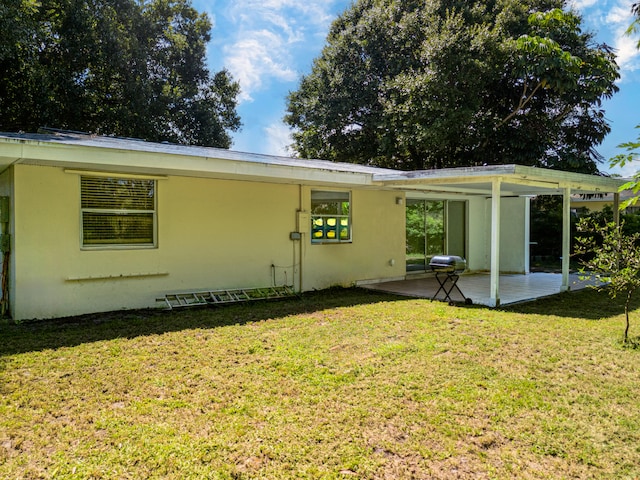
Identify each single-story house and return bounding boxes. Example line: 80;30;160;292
0;131;625;320
571;189;637;215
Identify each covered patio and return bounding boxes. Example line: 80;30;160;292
361;271;603;306
371;165;624;306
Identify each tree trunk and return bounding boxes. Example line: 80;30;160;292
624;289;632;343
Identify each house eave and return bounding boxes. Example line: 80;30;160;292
375;164;626;196
0;133;628;195
0;132;391;187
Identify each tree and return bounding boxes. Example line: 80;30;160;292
610;2;640;208
0;0;241;147
530;196;566;261
285;0;619;172
575;217;640;344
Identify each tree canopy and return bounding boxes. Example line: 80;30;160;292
610;2;640;207
285;0;619;172
575;217;640;344
0;0;241;147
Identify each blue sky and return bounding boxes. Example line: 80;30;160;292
194;0;640;176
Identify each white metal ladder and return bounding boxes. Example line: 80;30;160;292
158;285;295;310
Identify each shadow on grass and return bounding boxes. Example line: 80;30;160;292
0;288;410;357
623;336;640;350
502;287;640;320
2;287;635;358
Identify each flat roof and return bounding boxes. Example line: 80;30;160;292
0;132;626;196
374;164;625;196
0;131;395;174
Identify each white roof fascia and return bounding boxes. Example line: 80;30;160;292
375;164;626;195
0;133;392;187
0;133;628;194
375;164;520;180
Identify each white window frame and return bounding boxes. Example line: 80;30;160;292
80;175;157;249
311;190;352;244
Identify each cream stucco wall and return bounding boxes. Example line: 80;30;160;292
301;187;406;290
11;164;406;320
465;196;528;273
466;197;487;272
497;197;529;273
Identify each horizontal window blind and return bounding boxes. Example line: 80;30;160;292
81;176;156;247
81;177;155;210
82;212;154;245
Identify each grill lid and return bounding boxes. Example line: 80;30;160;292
429;255;467;272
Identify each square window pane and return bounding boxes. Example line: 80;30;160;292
311;190;351;243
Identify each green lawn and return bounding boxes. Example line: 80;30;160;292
1;288;639;479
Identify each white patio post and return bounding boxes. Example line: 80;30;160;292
490;178;501;307
524;197;531;274
561;187;571;292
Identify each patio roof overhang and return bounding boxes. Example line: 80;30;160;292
372;164;624;197
374;165;627;307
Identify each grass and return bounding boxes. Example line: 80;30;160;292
1;288;640;479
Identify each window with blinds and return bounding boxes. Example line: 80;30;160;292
81;176;156;248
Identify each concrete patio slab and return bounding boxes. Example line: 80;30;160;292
360;272;602;306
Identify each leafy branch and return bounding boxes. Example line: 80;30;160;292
575;218;640;344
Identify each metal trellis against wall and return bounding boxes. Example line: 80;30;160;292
158;285;296;310
0;196;10;316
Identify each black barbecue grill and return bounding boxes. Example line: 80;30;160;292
429;255;472;305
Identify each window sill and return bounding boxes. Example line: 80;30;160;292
311;241;353;245
81;244;157;251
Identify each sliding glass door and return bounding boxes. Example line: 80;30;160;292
406;200;444;272
406;200;466;272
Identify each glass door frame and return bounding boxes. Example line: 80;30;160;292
405;199;445;273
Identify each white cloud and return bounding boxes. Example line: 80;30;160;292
609;158;640;178
606;1;640;74
569;0;600;9
224;30;298;102
615;32;640;71
605;1;632;24
264;122;294;156
231;0;335;28
219;0;340;102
